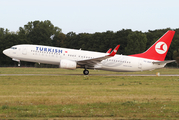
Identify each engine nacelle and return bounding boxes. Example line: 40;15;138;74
59;60;77;69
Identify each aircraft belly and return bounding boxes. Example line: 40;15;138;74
97;66;135;72
16;55;60;65
100;63;136;72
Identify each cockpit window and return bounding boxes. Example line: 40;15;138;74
11;47;17;49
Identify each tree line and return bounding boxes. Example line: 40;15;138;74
0;20;179;67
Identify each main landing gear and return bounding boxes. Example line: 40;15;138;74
83;69;89;75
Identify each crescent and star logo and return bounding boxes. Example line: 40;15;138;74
155;42;168;54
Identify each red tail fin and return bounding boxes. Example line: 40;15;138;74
129;30;175;61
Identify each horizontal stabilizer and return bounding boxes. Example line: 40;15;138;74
152;60;176;64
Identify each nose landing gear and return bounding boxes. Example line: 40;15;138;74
18;62;21;67
83;69;89;75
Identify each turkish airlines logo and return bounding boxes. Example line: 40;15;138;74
155;42;168;54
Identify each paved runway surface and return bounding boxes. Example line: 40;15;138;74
0;74;179;76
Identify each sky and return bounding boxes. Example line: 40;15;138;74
0;0;179;34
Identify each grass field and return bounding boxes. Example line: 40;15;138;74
0;67;179;75
0;67;179;119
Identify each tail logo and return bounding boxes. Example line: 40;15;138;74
155;42;168;54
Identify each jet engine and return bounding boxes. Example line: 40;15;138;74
59;60;77;69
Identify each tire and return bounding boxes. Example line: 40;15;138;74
83;69;89;75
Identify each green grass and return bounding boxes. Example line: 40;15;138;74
0;68;179;119
0;67;179;75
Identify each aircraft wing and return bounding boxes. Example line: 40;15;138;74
77;45;120;67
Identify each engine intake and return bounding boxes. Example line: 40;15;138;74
59;60;76;69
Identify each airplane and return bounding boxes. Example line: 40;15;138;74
3;30;175;75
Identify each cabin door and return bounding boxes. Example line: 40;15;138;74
22;47;27;55
138;59;143;70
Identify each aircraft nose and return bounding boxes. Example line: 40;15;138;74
3;49;9;56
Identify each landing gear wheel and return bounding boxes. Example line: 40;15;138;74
18;62;21;67
83;69;89;75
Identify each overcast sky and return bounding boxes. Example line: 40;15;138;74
0;0;179;34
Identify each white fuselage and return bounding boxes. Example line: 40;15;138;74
3;44;166;72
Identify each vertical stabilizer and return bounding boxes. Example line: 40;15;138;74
129;30;175;61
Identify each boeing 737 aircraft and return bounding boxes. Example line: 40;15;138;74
3;30;175;75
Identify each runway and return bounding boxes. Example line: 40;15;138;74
0;74;179;76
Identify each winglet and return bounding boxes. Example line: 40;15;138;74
106;48;112;53
108;45;120;56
